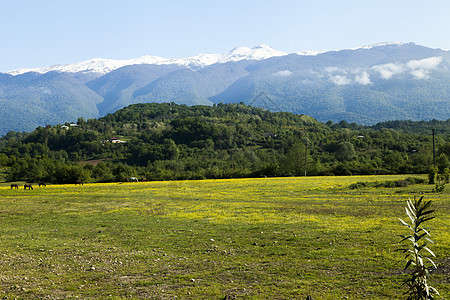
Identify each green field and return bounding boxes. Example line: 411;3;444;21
0;175;448;299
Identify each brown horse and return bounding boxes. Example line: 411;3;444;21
24;184;33;190
141;177;147;182
10;183;19;189
75;180;83;185
39;182;46;187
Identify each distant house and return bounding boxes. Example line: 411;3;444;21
61;123;78;130
110;137;126;144
263;133;277;138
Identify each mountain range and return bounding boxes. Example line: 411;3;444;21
1;42;449;135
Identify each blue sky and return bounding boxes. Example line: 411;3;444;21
1;0;449;72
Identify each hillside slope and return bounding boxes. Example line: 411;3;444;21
1;43;449;135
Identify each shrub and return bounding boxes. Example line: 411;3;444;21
428;167;437;184
434;173;446;193
405;177;427;185
348;177;426;190
443;168;450;183
395;180;409;187
349;181;367;189
376;180;395;188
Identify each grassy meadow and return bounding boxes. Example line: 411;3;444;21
0;175;449;299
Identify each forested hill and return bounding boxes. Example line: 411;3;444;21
0;103;449;183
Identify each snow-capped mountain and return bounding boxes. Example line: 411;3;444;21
1;42;449;135
6;43;409;76
7;44;287;76
351;41;405;50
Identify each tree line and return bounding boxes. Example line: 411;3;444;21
0;103;449;183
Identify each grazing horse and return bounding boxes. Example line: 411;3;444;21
39;182;46;187
24;184;33;190
75;180;83;185
10;183;19;189
129;177;139;183
141;177;147;182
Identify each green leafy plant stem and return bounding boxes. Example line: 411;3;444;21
397;196;439;300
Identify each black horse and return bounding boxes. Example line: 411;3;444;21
10;183;19;189
24;184;33;190
75;180;83;185
39;182;46;187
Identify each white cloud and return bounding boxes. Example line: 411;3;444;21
407;56;442;70
372;63;405;79
410;69;429;79
330;75;352;85
273;70;292;77
372;56;443;80
354;71;371;85
326;56;442;85
326;67;371;85
326;67;352;85
407;56;443;79
325;66;343;73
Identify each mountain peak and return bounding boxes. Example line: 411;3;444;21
224;45;286;62
352;41;407;50
252;44;275;50
7;45;288;76
6;42;437;76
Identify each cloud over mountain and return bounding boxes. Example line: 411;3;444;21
407;56;443;79
330;74;352;85
372;63;405;79
272;70;293;77
372;56;443;79
354;71;371;85
1;42;449;135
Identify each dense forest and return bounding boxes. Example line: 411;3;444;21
0;103;449;183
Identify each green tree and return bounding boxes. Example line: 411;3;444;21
281;142;306;176
163;139;180;160
436;153;450;172
334;141;356;162
0;153;8;166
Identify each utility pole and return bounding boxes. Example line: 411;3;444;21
304;138;307;177
432;129;436;168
